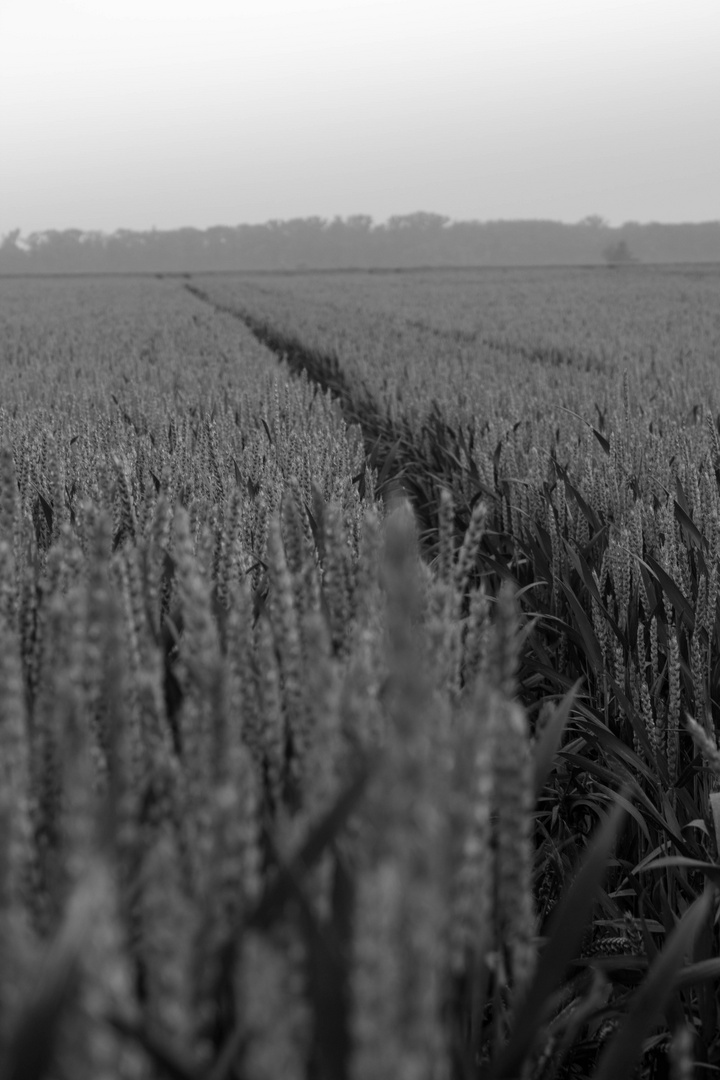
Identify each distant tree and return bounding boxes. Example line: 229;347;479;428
345;214;373;231
0;227;27;270
386;212;450;230
1;228;22;248
580;214;609;229
602;239;637;265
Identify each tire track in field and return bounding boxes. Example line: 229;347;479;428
185;281;378;423
184;281;484;548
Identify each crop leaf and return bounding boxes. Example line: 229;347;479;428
533;680;581;800
592;887;713;1080
490;798;626;1078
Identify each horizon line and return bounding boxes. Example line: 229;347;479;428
4;214;720;240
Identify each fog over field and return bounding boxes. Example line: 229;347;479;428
1;0;719;238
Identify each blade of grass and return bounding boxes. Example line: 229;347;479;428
644;554;695;630
637;855;720;890
533;680;581;800
560;580;604;674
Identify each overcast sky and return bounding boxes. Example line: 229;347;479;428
1;0;718;236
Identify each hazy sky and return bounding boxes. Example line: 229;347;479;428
1;0;718;236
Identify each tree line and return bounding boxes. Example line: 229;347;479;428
1;213;719;273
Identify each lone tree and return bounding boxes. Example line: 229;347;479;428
602;239;637;265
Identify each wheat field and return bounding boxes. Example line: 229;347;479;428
1;266;720;1079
